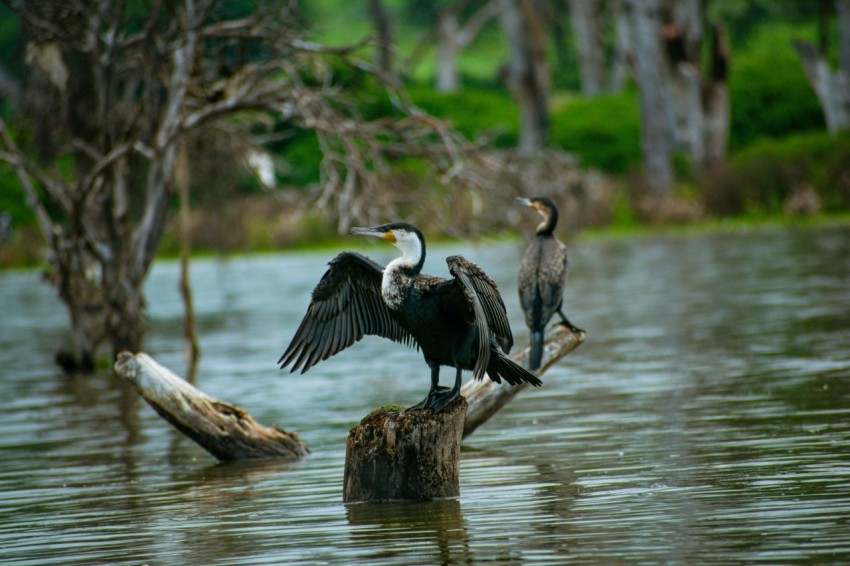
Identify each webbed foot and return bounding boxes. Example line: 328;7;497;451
561;321;585;335
406;386;460;413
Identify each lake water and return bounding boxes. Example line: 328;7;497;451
1;224;849;564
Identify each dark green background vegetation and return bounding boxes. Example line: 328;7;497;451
1;0;848;265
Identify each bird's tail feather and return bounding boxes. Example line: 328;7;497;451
529;330;544;371
486;350;542;387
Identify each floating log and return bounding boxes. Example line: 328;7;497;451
463;324;584;438
343;397;468;503
113;352;309;462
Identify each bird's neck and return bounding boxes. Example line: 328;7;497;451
386;237;425;275
382;238;424;308
537;210;558;236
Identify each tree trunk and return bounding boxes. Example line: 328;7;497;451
794;39;850;133
437;11;461;92
567;0;606;97
114;352;310;462
703;24;730;166
625;0;674;198
664;0;702;157
436;0;500;93
500;0;551;155
343;399;467;502
839;0;850;78
609;0;634;92
368;0;394;75
53;248;103;372
176;143;200;381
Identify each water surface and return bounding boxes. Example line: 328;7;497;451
1;225;849;563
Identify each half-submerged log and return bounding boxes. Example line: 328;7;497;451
113;325;581;467
463;325;584;438
114;352;309;462
343;397;468;503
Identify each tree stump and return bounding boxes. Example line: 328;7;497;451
114;352;309;462
343;397;468;503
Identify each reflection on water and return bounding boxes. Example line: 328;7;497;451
1;225;849;563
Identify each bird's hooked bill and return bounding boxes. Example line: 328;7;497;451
351;226;396;243
516;197;534;208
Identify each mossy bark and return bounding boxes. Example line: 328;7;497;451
343;397;468;503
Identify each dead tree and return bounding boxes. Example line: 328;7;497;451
567;0;606;97
623;0;674;198
500;0;551;155
0;0;483;371
436;0;500;92
609;0;635;92
661;0;730;168
794;0;850;134
368;0;395;76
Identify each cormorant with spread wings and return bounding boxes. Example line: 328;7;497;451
279;222;541;412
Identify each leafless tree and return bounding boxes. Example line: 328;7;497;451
0;0;481;371
660;0;729;167
794;0;850;133
500;0;551;155
367;0;395;75
566;0;606;97
436;0;500;92
623;0;674;197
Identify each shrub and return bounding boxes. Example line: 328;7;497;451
408;85;518;147
728;25;825;149
549;91;641;174
705;131;850;214
0;166;36;227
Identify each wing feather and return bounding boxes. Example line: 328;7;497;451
278;251;416;373
447;266;490;381
446;255;514;354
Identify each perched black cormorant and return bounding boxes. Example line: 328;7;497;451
517;196;583;370
279;222;541;412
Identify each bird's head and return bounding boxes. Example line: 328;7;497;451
351;222;425;270
517;196;559;234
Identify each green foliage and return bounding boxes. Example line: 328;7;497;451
0;166;35;226
0;4;22;78
549;91;641;173
728;23;825;149
731;131;850;213
709;0;819;45
273;128;323;188
408;85;518;146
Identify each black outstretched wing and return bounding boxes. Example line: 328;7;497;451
278;251;416;373
446;255;514;352
445;255;515;381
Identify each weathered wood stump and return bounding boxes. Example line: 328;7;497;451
114;352;309;462
343;397;468;503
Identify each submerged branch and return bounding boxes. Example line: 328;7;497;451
462;325;585;438
114;326;582;462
